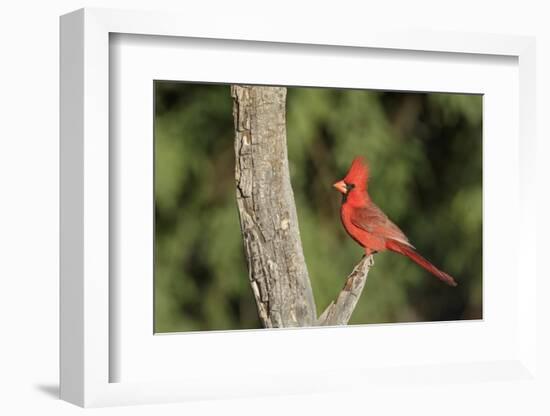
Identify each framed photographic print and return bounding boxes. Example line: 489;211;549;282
60;8;537;407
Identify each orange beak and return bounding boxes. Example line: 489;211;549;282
333;180;347;194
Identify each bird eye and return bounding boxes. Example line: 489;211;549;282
346;183;355;192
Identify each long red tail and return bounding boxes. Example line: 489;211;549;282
386;240;457;287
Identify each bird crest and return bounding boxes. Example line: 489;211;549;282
343;156;369;189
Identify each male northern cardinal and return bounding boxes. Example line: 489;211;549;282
333;156;457;287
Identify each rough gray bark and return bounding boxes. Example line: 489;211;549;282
231;85;373;328
232;85;316;327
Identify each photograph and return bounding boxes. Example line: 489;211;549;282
153;82;483;333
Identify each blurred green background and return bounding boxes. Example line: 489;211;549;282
154;82;482;333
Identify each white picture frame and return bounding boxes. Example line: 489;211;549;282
60;7;537;407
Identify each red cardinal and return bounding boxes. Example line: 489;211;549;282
333;156;457;287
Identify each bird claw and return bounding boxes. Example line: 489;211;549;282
361;253;375;267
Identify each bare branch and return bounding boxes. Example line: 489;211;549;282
317;255;374;326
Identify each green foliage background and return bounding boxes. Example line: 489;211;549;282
154;82;482;333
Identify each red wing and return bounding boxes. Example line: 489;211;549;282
350;203;414;248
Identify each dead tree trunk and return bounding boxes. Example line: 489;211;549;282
232;85;316;327
232;85;373;328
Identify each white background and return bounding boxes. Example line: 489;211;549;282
1;1;548;415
